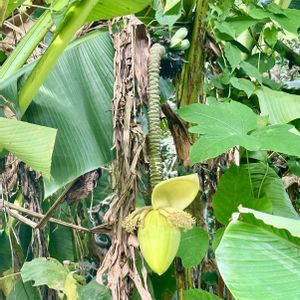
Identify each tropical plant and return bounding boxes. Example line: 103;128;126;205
1;0;300;299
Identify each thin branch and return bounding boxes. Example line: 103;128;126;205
36;180;75;229
7;209;37;228
0;199;90;232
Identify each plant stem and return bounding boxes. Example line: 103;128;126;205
18;0;98;115
178;0;209;106
147;43;165;189
0;5;53;79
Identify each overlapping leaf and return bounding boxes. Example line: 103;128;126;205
0;118;56;178
256;86;300;124
21;258;67;291
0;230;11;272
212;163;298;224
216;207;300;300
1;31;114;197
178;101;300;163
87;0;152;21
177;227;209;267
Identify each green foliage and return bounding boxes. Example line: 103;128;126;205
48;223;75;262
19;0;99;114
230;77;255;98
256;86;300;124
164;0;181;14
184;289;223;300
78;279;111;300
212;163;298;224
7;279;40;300
21;258;68;292
1;31;114;197
0;0;67;79
2;0;300;299
5;0;25;20
179;101;300;163
20;258;111;299
0;231;11;273
216;207;300;299
87;0;152;21
224;43;242;70
0;118;56;178
177;227;209;267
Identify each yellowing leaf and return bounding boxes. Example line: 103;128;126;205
138;210;180;275
151;174;199;209
64;273;78;300
0;269;13;296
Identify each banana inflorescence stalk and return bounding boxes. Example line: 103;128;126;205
147;43;165;189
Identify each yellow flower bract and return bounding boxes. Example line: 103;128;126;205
123;174;200;275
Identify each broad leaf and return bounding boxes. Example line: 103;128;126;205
1;31;114;197
256;86;300;124
212;164;271;224
252;124;300;156
87;0;152;21
164;0;181;14
0;230;11;272
249;6;300;35
0;0;68;79
178;101;260;163
215;17;258;40
48;223;75;262
155;2;182;27
224;43;241;70
290;0;300;9
7;279;40;300
212;163;298;224
78;279;111;300
184;289;222;300
240;61;262;83
230;77;255;98
21;257;67;292
178;101;300;163
216;207;300;300
212;227;225;252
177;227;209;267
246;53;275;73
0;118;56;178
247;163;298;219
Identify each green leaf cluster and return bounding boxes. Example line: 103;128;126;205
179;100;300;164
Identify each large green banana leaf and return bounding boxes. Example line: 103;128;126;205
0;31;114;197
216;207;300;300
0;118;56;178
87;0;152;21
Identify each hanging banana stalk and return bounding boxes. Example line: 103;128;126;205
147;43;165;189
123;42;199;277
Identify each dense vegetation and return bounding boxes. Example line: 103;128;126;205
1;0;300;299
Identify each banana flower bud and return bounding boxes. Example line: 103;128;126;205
123;174;199;275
